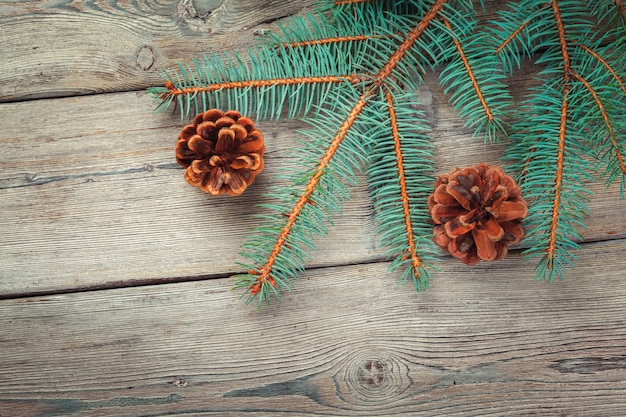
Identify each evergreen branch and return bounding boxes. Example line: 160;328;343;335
149;41;366;119
577;43;626;95
366;89;436;291
546;83;571;270
239;90;373;306
508;82;593;282
486;1;551;74
442;18;493;123
160;76;360;98
437;11;512;141
267;12;391;51
284;35;383;49
571;72;626;177
375;0;448;83
233;0;456;305
551;0;572;80
335;0;373;5
384;90;424;287
495;19;531;55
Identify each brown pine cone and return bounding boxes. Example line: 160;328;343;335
428;163;528;265
176;109;265;196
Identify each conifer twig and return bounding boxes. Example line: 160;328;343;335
248;91;372;295
495;20;530;55
546;83;571;270
571;72;626;176
384;90;422;279
442;18;494;122
577;44;626;95
159;76;361;100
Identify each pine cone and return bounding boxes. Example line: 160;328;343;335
428;163;528;265
176;109;265;196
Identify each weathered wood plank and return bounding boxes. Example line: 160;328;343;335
0;0;311;101
2;70;625;296
0;0;515;102
1;239;625;416
0;91;379;296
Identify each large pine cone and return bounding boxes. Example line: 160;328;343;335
428;163;528;265
176;109;265;196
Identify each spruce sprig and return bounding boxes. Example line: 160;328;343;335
150;0;625;306
494;0;626;281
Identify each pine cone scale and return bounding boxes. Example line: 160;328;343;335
430;203;469;223
187;135;214;155
489;200;528;221
482;216;505;241
472;227;497;261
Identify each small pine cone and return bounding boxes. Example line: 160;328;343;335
175;109;265;196
428;163;528;265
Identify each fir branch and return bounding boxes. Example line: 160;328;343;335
367;89;437;290
160;76;360;99
488;2;551;74
509;82;594;281
251;91;371;295
233;88;374;306
570;72;626;177
546;83;571;273
503;0;624;280
384;90;420;272
442;18;494;123
375;0;448;83
577;43;626;95
267;12;387;50
551;0;572;79
234;0;454;305
284;34;382;48
437;10;513;141
149;37;366;119
334;0;373;6
495;19;531;56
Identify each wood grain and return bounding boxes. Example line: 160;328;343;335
2;67;626;296
0;0;311;101
0;0;515;102
1;3;625;415
1;239;625;416
0;91;379;296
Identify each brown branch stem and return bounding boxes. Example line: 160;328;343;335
547;83;571;268
384;91;422;278
443;18;494;122
571;72;626;175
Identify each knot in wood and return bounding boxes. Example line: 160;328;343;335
334;349;411;407
136;45;155;71
357;359;387;388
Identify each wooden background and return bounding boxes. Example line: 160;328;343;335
1;1;625;416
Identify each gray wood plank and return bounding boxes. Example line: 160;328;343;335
0;91;379;296
0;0;311;101
0;0;519;102
2;75;625;296
1;239;625;416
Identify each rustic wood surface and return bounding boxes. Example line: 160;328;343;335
1;1;625;416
